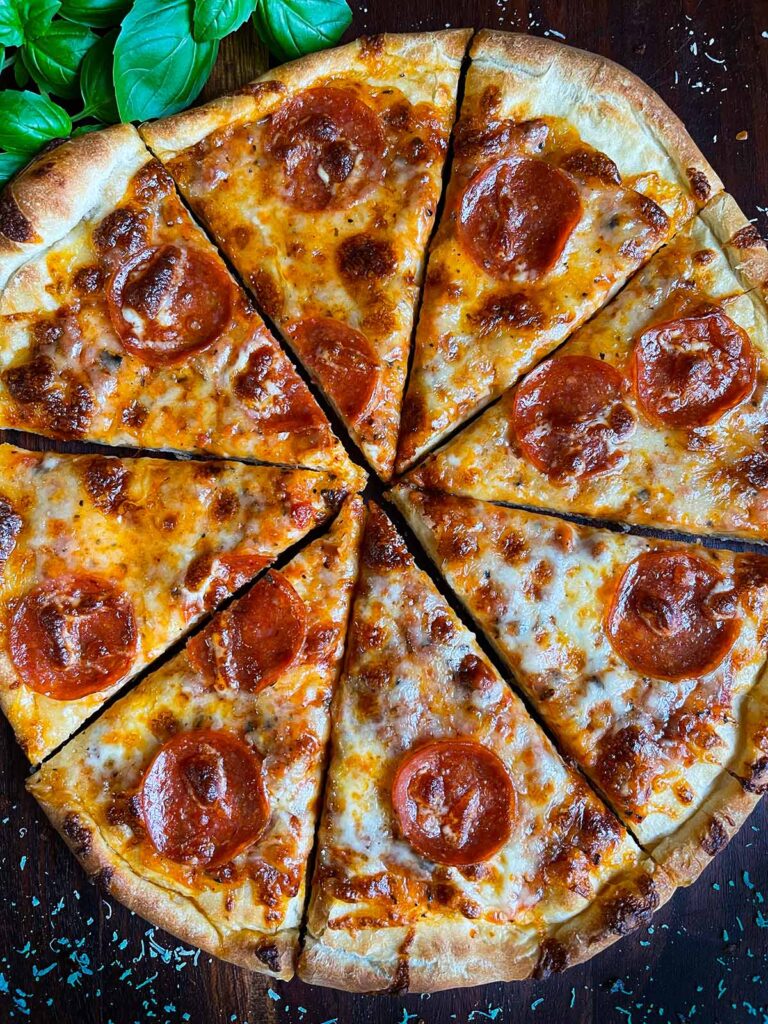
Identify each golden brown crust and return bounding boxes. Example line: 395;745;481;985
0;124;149;290
142;30;472;160
26;774;297;978
471;31;721;205
698;192;768;297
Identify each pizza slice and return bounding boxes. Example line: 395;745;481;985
395;30;722;473
0;442;350;762
299;505;672;991
0;124;362;486
27;495;363;979
405;193;768;542
392;485;768;885
141;30;471;479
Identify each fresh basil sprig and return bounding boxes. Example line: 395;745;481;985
0;0;353;187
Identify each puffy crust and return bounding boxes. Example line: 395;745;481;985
28;744;298;978
0;124;149;290
142;30;472;160
699;191;768;298
650;774;760;887
299;860;673;992
471;31;721;204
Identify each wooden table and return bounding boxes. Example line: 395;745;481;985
1;2;767;1022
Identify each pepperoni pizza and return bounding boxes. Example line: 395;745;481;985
0;443;348;762
300;505;672;990
0;124;362;485
141;31;471;479
395;30;721;472
28;496;363;979
392;486;768;885
406;192;768;541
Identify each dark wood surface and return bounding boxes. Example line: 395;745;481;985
2;2;768;1022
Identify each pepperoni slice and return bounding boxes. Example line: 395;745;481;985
234;345;325;433
9;574;137;700
107;245;233;366
391;738;515;866
457;157;582;280
633;309;756;427
287;317;380;426
140;729;269;867
265;86;387;212
513;355;635;479
605;551;741;681
188;571;307;693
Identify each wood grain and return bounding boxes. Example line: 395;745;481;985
1;3;767;1023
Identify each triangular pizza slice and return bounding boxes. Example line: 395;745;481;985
0;443;350;762
142;31;471;479
300;505;672;991
28;495;364;979
406;193;768;542
395;30;721;472
0;124;362;485
392;485;768;885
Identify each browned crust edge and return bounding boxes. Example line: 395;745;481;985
0;124;148;290
698;192;768;299
470;30;722;206
26;772;297;979
141;30;473;159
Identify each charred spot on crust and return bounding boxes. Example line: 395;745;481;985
687;167;712;203
62;812;93;856
602;873;659;936
253;941;283;973
94;866;114;891
235;80;286;101
700;816;729;856
84;456;129;514
337;234;397;282
534;937;569;978
359;34;386;58
730;224;763;249
362;509;410;570
469;292;543;337
742;755;768;794
0;191;34;243
0;496;22;570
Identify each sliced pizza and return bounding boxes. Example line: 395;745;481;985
299;505;672;991
27;495;364;979
0;124;362;485
0;443;350;762
395;30;722;472
406;193;768;542
141;30;471;479
392;485;768;884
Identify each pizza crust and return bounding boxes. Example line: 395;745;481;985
471;30;721;204
141;30;472;160
698;191;768;296
0;124;150;291
27;778;297;978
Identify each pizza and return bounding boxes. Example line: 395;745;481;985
0;123;361;486
395;30;721;473
3;28;767;995
392;485;768;885
300;505;672;991
141;30;470;479
0;443;350;762
406;193;768;542
27;496;363;979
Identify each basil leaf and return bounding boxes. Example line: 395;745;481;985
114;0;218;121
0;89;72;154
251;0;351;62
0;0;60;47
0;151;27;186
14;50;31;86
73;121;107;134
79;27;118;120
193;0;254;42
59;0;129;28
23;20;97;98
0;2;24;47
